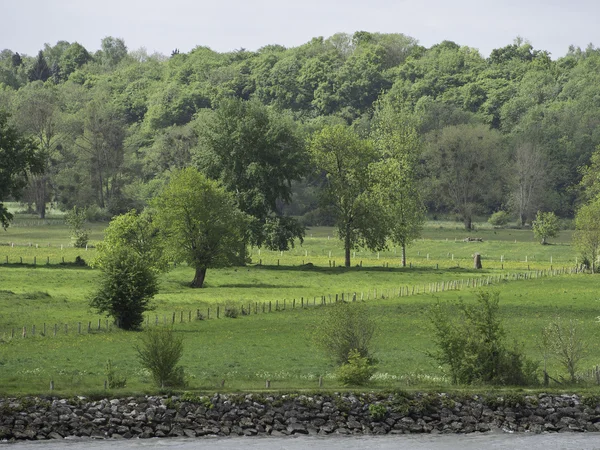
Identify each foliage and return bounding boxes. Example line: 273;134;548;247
89;246;158;330
429;291;538;385
0;111;42;229
488;211;510;227
309;124;386;267
336;349;376;386
64;206;89;248
95;210;167;273
507;143;547;227
424;124;504;230
105;359;126;389
532;210;559;245
579;145;600;203
151;168;247;288
195;98;307;251
313;302;376;366
135;327;185;388
4;35;600;226
574;198;600;272
542;318;587;383
368;403;388;421
370;101;425;266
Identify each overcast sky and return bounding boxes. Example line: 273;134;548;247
2;0;599;59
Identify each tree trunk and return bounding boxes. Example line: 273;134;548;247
191;267;207;288
401;243;407;267
33;176;46;219
464;215;472;230
344;234;351;267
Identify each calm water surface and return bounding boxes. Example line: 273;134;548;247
4;433;600;450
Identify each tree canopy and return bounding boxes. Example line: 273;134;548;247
2;34;600;230
0;111;41;228
151;168;247;288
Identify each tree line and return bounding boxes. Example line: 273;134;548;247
2;32;600;233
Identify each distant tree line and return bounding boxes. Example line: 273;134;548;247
2;32;600;232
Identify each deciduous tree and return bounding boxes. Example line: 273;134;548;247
574;198;600;272
424;124;504;230
371;102;424;266
195;98;306;251
90;210;165;329
532;210;559;245
0;111;41;229
12;82;62;218
151;168;247;288
309;124;386;267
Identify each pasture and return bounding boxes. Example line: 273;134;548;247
0;213;597;396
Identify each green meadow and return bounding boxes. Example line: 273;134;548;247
0;214;598;396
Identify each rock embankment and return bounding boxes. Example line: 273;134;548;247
1;392;599;441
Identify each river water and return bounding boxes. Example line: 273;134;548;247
4;433;600;450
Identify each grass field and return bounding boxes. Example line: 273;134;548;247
0;210;597;396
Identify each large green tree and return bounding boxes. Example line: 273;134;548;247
195;98;307;251
574;199;600;272
309;124;386;267
424;123;504;229
0;111;41;228
371;102;425;266
90;210;165;329
12;82;62;218
151;168;247;288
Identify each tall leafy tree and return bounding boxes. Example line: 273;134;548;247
12;82;61;218
574;198;600;272
195;98;307;251
532;210;559;245
90;210;166;329
100;37;128;68
424;123;504;229
75;95;126;210
371;102;424;266
508;142;548;226
0;111;42;228
151;168;247;288
309;124;386;267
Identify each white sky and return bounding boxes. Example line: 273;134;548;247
2;0;599;59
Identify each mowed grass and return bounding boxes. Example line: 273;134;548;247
0;215;596;395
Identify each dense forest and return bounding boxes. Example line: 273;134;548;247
1;32;600;230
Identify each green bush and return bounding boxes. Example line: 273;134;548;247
223;302;239;318
488;211;510;227
368;403;387;421
89;248;158;330
105;359;126;389
135;327;185;388
429;291;538;386
65;206;89;248
313;302;376;365
532;210;559;245
336;349;376;386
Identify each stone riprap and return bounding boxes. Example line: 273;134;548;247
1;392;599;441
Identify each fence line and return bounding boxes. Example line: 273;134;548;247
1;265;581;340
